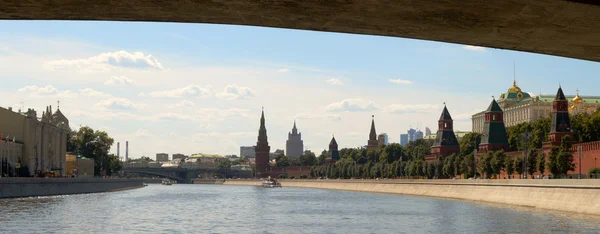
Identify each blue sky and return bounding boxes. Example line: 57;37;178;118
1;21;599;158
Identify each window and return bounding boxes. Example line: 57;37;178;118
493;114;496;121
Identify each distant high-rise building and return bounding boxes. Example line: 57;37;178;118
415;130;424;140
400;134;409;146
173;153;187;160
240;146;256;159
425;127;432;136
378;133;388;146
156;153;169;162
304;150;313;155
407;128;417;142
286;120;304;158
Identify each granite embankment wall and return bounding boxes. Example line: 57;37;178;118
0;178;143;198
224;179;600;215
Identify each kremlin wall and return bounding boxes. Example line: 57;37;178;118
252;82;600;179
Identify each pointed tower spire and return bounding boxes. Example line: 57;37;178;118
255;107;271;178
367;115;378;150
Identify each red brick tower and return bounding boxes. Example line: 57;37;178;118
429;104;460;158
545;86;573;148
255;107;271;178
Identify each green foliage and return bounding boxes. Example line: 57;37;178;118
70;126;115;176
276;156;291;167
527;150;538;176
504;156;514;177
317;150;329;165
506;117;551;151
459;132;481;156
536;151;546;175
514;157;524;176
298;152;317;166
546;135;575;178
588;167;600;174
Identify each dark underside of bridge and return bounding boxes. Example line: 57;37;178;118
1;0;600;62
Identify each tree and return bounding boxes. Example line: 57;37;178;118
72;126;115;176
380;143;403;163
491;151;506;178
276;156;291;167
536;151;546;177
459;132;482;156
107;154;122;176
527;150;538;177
478;152;493;178
505;157;514;178
514;157;524;178
317;150;329;165
299;152;317;166
557;135;575;177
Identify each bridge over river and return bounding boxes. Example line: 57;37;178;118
122;167;251;183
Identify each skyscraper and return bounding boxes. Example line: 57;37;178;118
425;127;432;136
407;128;417;142
400;134;408;146
378;133;388;146
255;108;271;178
285;120;304;158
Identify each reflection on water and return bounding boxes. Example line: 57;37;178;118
1;184;599;233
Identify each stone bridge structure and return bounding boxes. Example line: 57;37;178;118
1;1;600;62
123;168;211;183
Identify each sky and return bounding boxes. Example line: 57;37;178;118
1;21;599;158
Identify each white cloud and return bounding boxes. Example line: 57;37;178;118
295;113;342;121
135;129;152;137
385;104;441;114
18;85;58;95
277;68;289;73
463;45;486;52
95;97;142;110
389;79;413;85
144;85;213;98
326;78;344;86
105;76;136;86
175;100;196;108
216;84;257;100
44;51;164;72
17;85;76;98
79;88;110;97
153;112;196;122
453;109;482;120
324;99;379;112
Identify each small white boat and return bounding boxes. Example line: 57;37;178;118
143;183;148;187
162;180;172;186
261;177;282;188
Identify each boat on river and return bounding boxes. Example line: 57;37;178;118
162;180;172;186
261;177;282;188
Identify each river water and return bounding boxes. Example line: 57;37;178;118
1;184;599;233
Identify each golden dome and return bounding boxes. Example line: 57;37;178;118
507;80;522;92
572;89;583;105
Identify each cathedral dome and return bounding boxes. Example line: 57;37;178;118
507;80;522;93
572;90;583;105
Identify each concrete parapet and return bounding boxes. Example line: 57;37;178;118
0;178;143;198
223;179;600;215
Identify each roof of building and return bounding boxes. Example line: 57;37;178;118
486;99;502;112
439;106;452;120
190;153;223;158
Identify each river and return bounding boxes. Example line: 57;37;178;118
1;184;599;233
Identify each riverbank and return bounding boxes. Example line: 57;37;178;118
0;178;144;198
223;179;600;215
